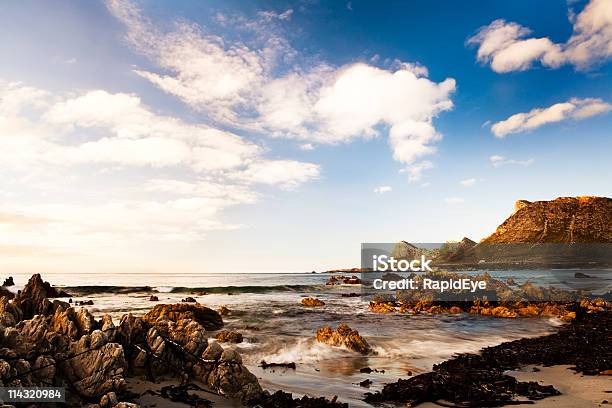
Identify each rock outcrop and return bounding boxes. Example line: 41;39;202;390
482;197;612;244
315;324;373;355
142;303;223;330
13;274;70;319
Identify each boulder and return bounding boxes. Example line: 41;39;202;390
301;297;325;307
369;302;396;313
315;324;372;355
143;304;223;330
201;341;223;361
0;296;22;326
215;330;243;344
59;331;127;398
2;277;14;287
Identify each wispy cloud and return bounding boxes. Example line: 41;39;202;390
459;178;476;187
491;98;611;137
401;160;434;182
374;185;392;194
489;155;534;167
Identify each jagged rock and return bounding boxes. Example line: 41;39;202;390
215;330;243;343
0;296;22;326
13;274;70;320
301;297;325;307
100;314;116;341
143;304;223;330
200;359;261;402
59;331;127;398
2;277;14;287
315;324;372;355
217;306;230;316
51;307;97;340
32;355;56;386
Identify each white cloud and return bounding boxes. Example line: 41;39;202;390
373;185;392;194
459;178;476;187
0;81;319;246
489;155;534;167
468;0;612;72
445;197;465;204
227;160;320;190
491;97;611;137
299;143;315;151
400;160;433;182
106;0;455;167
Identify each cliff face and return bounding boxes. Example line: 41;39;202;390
481;196;612;244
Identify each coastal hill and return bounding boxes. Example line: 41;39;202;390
481;196;612;244
435;196;612;268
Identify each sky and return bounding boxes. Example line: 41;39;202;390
0;0;610;274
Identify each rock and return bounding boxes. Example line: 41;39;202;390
252;390;348;407
59;332;127;398
181;297;197;303
77;300;95;306
2;277;14;287
215;330;243;343
360;379;372;388
506;277;516;285
99;391;118;408
315;324;373;355
449;306;463;314
482;197;612;244
259;361;296;370
574;272;593;279
13;274;70;320
341;293;360;298
217;306;230;316
100;314;116;341
143;304;223;330
149;295;159;301
301;297;325;307
369;301;396;313
201;341;223;361
0;296;22;326
32;355;55;385
220;348;242;364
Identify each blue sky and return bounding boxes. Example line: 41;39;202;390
0;0;610;274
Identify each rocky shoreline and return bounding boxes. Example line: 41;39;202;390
0;273;610;407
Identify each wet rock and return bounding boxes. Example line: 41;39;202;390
201;359;261;402
315;324;373;355
301;297;325;307
368;301;395;313
215;330;243;344
77;300;95;306
148;295;158;301
181;297;197;303
506;277;516;285
99;391;118;408
448;306;463;314
340;293;360;298
359;379;372;388
217;306;230;316
143;304;223;330
260;361;296;370
2;277;14;287
252;390;348;407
